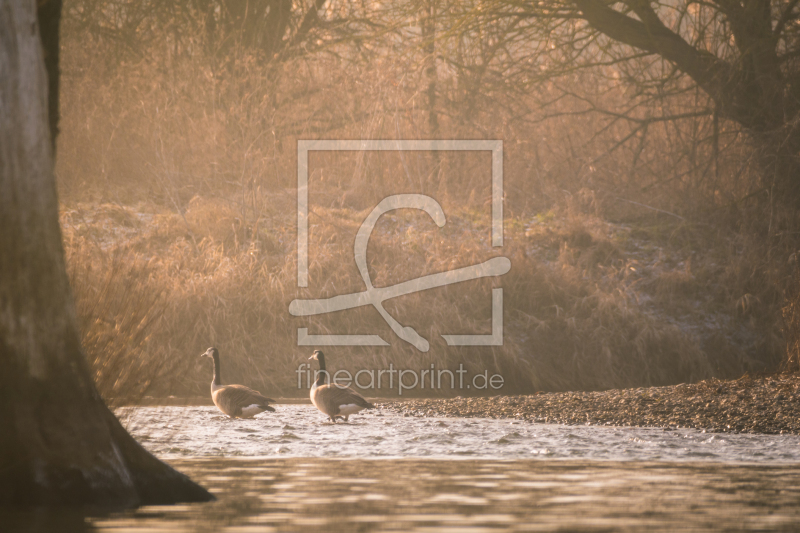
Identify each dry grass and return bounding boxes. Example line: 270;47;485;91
65;239;179;404
60;193;781;400
783;262;800;373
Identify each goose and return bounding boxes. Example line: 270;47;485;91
200;347;275;418
308;350;374;423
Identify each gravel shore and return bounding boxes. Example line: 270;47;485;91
380;373;800;435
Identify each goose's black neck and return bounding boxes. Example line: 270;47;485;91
315;352;327;386
211;351;222;386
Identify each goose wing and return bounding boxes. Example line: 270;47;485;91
322;384;375;413
217;384;275;411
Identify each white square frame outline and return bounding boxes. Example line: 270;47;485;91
297;139;503;288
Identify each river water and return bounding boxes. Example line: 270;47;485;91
118;405;800;463
8;405;800;531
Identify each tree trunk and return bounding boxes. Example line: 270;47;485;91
421;0;440;194
0;0;212;506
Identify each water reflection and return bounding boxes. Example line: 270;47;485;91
5;508;91;533
41;459;800;532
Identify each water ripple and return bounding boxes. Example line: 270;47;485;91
116;405;800;463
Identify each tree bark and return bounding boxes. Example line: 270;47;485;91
0;0;212;506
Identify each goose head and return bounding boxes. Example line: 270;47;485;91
201;347;219;359
309;350;327;373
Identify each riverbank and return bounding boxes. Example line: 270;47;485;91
379;373;800;435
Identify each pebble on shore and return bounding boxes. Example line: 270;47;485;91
379;373;800;435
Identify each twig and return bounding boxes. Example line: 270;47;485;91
612;196;686;221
